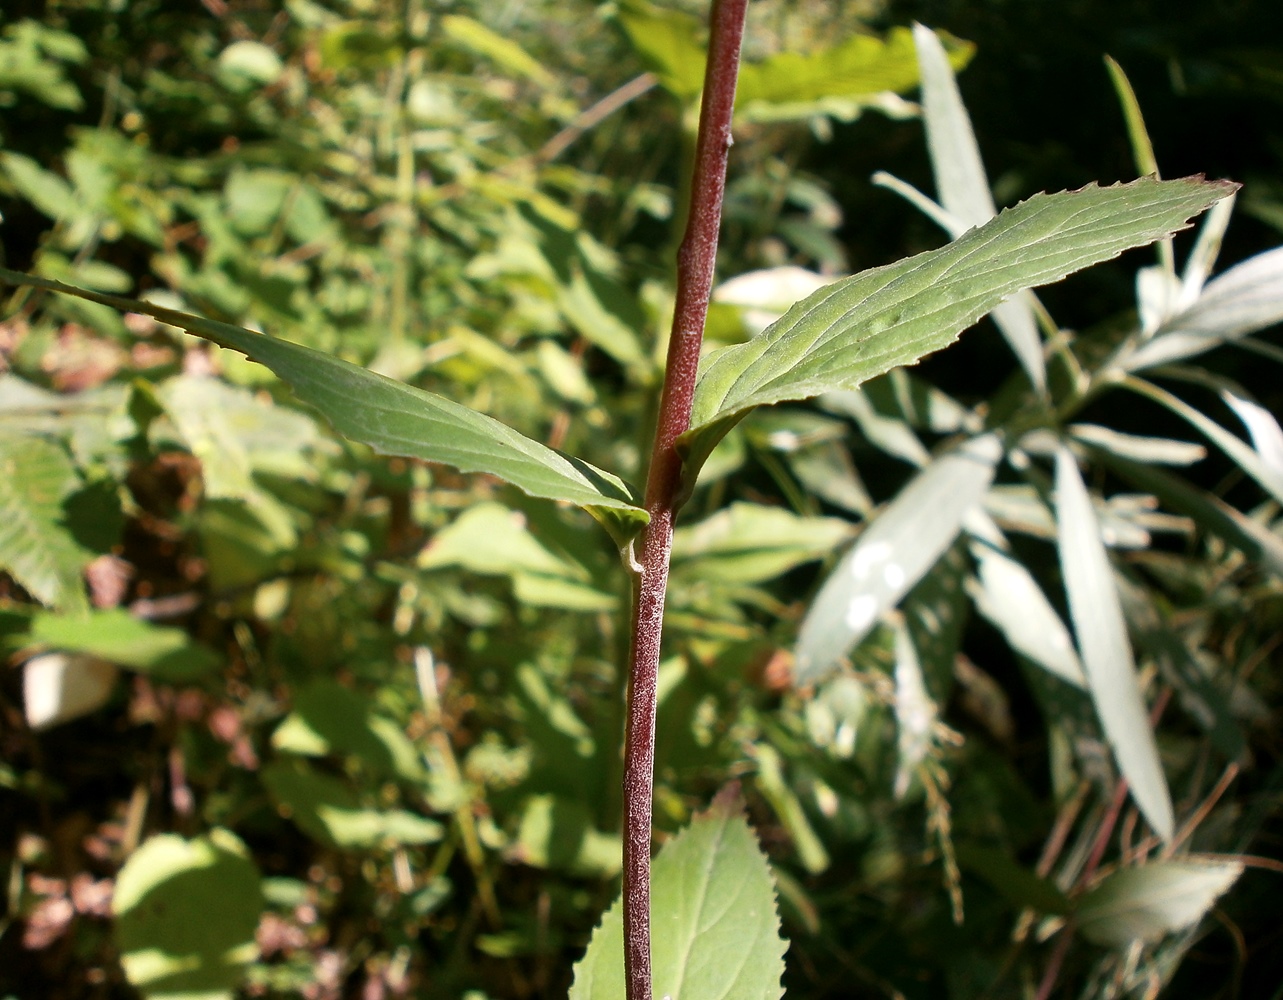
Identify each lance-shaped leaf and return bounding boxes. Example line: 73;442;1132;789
1055;446;1173;840
679;177;1235;480
1120;245;1283;371
1077;858;1243;947
1123;376;1283;506
965;511;1086;689
569;799;786;1000
795;433;1002;685
912;23;1044;390
0;269;648;544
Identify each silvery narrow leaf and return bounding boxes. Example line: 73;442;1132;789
822;389;930;467
964;511;1085;688
1220;389;1283;482
1136;265;1183;336
870;171;960;236
1055;446;1174;839
912;24;1044;389
1070;423;1206;466
983;484;1056;540
1122;245;1283;371
912;23;994;229
1126;377;1283;505
1180;193;1236;303
24;653;119;730
893;617;936;798
1078;859;1243;947
795;433;1002;685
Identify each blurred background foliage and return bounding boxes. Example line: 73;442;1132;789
0;1;1279;999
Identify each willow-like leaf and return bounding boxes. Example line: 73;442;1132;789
679;176;1235;481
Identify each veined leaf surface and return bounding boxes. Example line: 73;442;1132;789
570;802;785;1000
0;269;648;543
680;177;1235;479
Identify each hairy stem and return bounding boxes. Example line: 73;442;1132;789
622;2;748;998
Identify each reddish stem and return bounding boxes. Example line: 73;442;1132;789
622;2;747;998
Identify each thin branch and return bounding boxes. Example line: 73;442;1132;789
621;3;747;999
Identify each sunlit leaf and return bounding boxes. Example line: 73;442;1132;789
440;14;556;88
1055;446;1173;839
1077;859;1244;947
508;795;622;878
735;26;971;124
262;758;443;849
0;268;649;544
569;801;785;1000
29;608;220;680
753;742;829;874
271;679;424;782
680;177;1235;479
114;830;262;1000
892;616;935;798
419;501;579;578
795;433;1001;686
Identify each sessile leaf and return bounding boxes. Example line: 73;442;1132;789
679;176;1237;483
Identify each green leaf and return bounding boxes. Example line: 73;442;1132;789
419;501;579;578
753;742;829;874
891;616;936;797
441;14;556;89
671;502;853;585
0;434;90;613
912;23;1044;389
1077;859;1243;947
569;800;785;1000
271;680;424;782
614;0;707;101
736;26;972;123
795;434;1001;686
0;268;648;545
261;758;443;849
29;609;220;680
113;830;262;1000
1;152;75;221
1055;446;1174;839
679;177;1236;479
507;795;622;878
